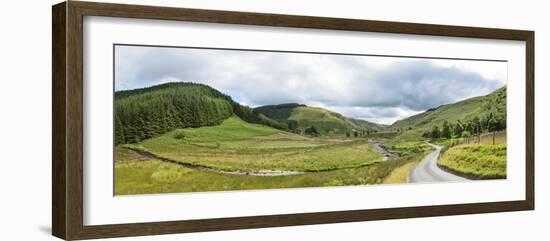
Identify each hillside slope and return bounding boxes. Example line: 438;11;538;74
345;117;388;132
255;103;387;135
114;82;284;144
125;115;383;173
391;86;506;140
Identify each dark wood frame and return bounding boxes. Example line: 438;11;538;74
52;1;535;240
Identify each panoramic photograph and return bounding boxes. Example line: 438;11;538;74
113;45;507;195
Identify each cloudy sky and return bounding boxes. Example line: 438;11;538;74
115;45;506;125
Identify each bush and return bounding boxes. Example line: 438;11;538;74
173;130;186;140
305;126;319;136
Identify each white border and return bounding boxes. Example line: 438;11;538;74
83;16;526;225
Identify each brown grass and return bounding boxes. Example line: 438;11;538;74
383;161;417;184
382;151;429;184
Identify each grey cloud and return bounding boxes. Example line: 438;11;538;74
115;46;506;124
347;60;503;111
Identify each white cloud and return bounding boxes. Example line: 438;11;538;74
432;59;507;85
327;106;423;125
115;45;506;124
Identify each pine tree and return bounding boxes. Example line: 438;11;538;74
442;121;452;139
431;125;441;139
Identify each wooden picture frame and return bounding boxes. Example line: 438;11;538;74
52;1;534;240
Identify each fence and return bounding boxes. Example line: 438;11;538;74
457;130;506;145
440;130;506;155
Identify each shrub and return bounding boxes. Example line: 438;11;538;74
173;130;186;140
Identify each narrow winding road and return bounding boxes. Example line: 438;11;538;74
409;143;468;183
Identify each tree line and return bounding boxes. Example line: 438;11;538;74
115;82;286;144
301;125;378;138
115;83;234;144
422;86;506;140
422;112;506;140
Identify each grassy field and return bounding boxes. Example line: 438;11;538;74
383;141;431;156
113;82;507;195
115;148;425;195
438;144;506;179
365;132;400;140
114;115;506;194
383;162;417;184
122;116;383;172
115;116;412;194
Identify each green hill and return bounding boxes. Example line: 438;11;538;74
391;86;506;140
123;115;383;173
253;103;305;120
114;82;284;144
115;82;503;144
255;103;387;135
344;117;388;132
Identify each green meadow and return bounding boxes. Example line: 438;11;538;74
115;146;423;195
114;82;507;195
438;143;507;179
115;116;403;194
433;131;507;179
122;116;383;173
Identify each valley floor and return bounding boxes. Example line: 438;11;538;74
114;117;423;195
114;117;507;195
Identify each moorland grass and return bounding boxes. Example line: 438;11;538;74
114;150;426;195
431;131;506;147
438;144;506;179
113;115;429;194
384;141;431;156
114;146;149;163
383;162;417;184
122;116;383;172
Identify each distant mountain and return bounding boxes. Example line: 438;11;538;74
255;103;387;135
391;86;506;140
114;82;284;144
344;117;388;132
253;103;305;120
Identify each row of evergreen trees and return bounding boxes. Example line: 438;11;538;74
230;102;287;130
345;129;378;138
115;82;288;144
422;112;506;139
301;125;378;138
422;86;506;140
115;83;234;144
